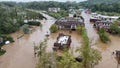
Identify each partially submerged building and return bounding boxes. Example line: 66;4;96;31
91;13;120;32
90;13;119;23
55;17;84;30
94;21;112;31
53;33;72;51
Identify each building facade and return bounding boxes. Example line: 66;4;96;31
48;7;60;12
53;33;71;51
55;17;84;30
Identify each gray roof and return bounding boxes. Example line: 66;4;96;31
55;17;84;26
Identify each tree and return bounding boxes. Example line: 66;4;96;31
110;21;120;34
48;10;68;19
36;38;82;68
26;11;46;20
21;24;30;34
76;25;82;34
0;7;24;34
77;27;102;68
56;51;82;68
98;28;110;43
49;24;58;33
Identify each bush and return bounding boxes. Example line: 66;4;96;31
0;49;6;56
109;21;120;34
98;28;110;43
49;24;58;33
21;24;30;34
27;21;41;26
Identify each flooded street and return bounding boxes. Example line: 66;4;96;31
0;11;82;68
81;11;99;44
0;12;55;68
1;10;120;68
82;11;120;68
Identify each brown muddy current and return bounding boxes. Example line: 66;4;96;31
0;11;120;68
82;11;120;68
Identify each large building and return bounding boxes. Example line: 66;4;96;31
90;13;119;23
48;7;60;12
55;17;84;30
93;20;112;31
53;33;72;51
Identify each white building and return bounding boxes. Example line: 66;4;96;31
91;13;119;22
48;8;60;12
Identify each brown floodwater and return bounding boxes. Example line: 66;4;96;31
82;11;120;68
0;12;82;68
47;30;82;57
95;35;120;68
0;12;56;68
1;10;120;68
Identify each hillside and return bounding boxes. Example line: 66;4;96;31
86;0;120;4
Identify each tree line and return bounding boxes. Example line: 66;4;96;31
0;7;24;34
0;1;83;11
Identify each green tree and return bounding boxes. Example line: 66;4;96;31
26;10;46;20
110;21;120;34
76;25;82;34
49;24;58;33
0;7;24;34
36;38;82;68
77;27;102;68
48;10;68;19
21;24;30;34
57;51;82;68
98;28;110;43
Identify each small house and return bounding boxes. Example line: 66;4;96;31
53;33;72;51
55;17;84;30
